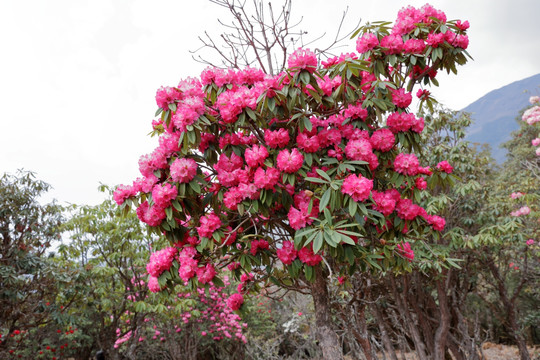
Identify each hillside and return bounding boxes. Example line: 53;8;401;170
463;73;540;162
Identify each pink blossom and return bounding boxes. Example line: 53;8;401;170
526;239;535;246
288;207;309;230
113;184;136;205
245;145;269;167
396;242;414;261
341;174;373;202
380;34;404;54
356;33;379;53
250;239;269;256
253;167;280;190
288;48;317;73
372;190;399;216
425;214;445;231
426;32;444;47
298;246;322;266
416;89;430;100
197;213;222;238
264;128;290;148
510;192;524;199
147;247;178;278
396;198;424;220
522;106;540;125
387;112;416;133
436;161;453;174
403;38;425;54
370;129;395;152
394;153;420;176
415;177;427;190
511;206;531;217
455;20;470;30
345;138;373;161
196;264;216;284
344;104;368;120
297;132;321;153
277;148;304;173
136;201;166;227
226;293;245;311
148;275;161;293
155;86;181;109
532;138;540;147
277;241;298;265
170;158;198;183
152;183;177;209
391;89;413;108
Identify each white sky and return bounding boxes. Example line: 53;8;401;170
1;0;539;206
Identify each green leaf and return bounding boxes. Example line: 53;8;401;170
319;188;331;212
348;200;357;217
304;265;314;282
316;169;332;182
313;231;323;253
305;177;328;184
303;116;313;131
188;181;201;193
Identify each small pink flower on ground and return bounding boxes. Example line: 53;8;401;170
526;239;535;246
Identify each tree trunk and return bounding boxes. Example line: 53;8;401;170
311;266;343;360
389;276;428;360
372;302;398;360
486;259;530;360
434;275;452;360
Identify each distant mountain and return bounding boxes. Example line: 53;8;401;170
463;73;540;163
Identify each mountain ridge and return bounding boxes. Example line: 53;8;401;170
461;73;540;162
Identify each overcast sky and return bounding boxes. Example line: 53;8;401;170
1;0;539;206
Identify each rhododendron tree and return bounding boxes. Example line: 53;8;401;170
116;5;471;358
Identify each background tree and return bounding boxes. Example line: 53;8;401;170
0;170;71;356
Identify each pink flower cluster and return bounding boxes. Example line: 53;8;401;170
197;213;222;239
396;242;414;261
436;161;453;174
171;158;198;183
287;191;319;230
341;174;373;202
277;240;297;265
147;247;178;278
522;106;540;125
288;48;317;73
298;245;322;266
394;153;420;176
387;112;424;133
511;206;531;217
